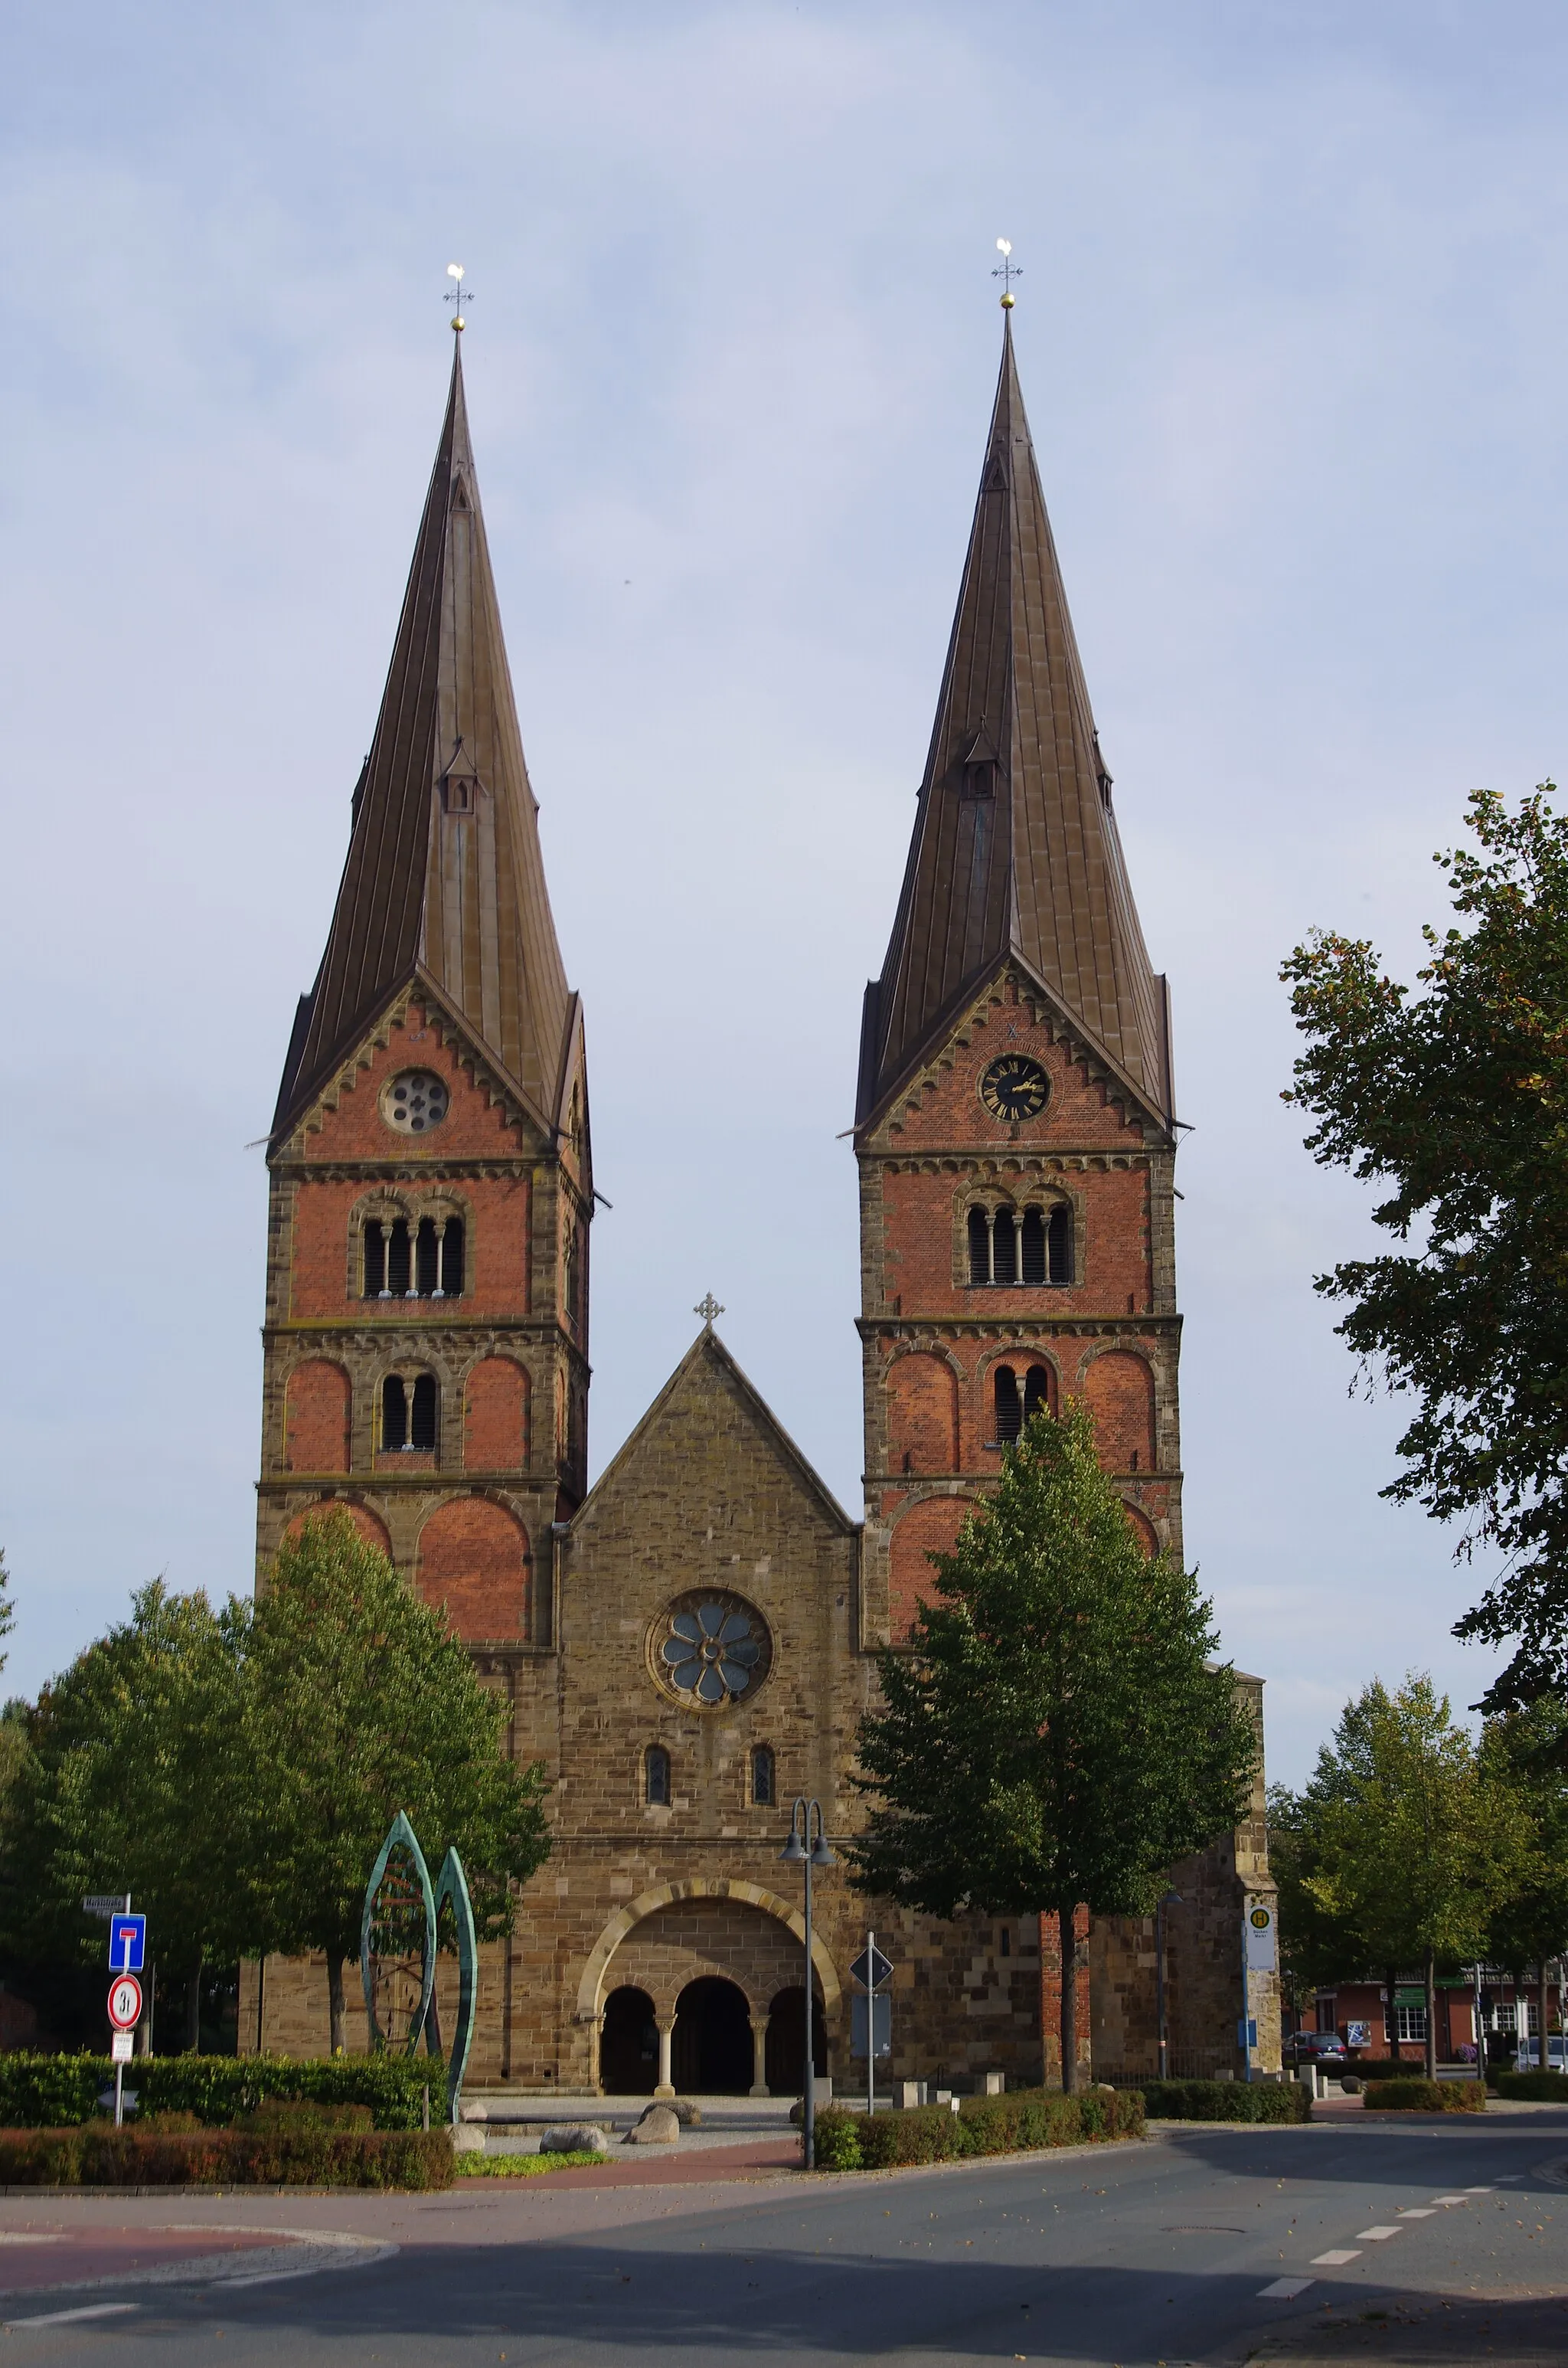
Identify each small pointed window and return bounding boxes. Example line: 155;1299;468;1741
645;1745;671;1807
962;759;995;800
1047;1204;1073;1285
994;1366;1021;1444
381;1374;408;1453
752;1745;776;1807
410;1374;438;1454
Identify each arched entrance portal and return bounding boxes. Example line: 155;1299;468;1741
671;1977;753;2095
599;1985;658;2095
766;1984;828;2096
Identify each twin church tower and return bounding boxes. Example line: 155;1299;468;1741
249;317;1269;2090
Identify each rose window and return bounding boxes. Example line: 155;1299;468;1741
655;1593;771;1706
381;1071;449;1134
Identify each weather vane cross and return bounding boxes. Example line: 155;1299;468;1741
445;261;471;332
991;237;1021;309
694;1292;724;1329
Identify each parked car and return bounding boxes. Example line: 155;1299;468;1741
1513;2036;1568;2071
1283;2029;1350;2075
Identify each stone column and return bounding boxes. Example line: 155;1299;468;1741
749;2014;771;2098
655;2015;677;2100
432;1217;448;1300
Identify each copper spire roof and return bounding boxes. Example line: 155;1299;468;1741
857;318;1172;1129
273;336;573;1137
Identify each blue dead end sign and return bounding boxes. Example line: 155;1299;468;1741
108;1915;145;1973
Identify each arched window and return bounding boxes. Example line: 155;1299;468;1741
967;1206;991;1285
410;1374;437;1453
1047;1204;1072;1284
381;1374;407;1452
991;1209;1017;1286
1020;1207;1046;1284
751;1745;776;1807
994;1366;1022;1444
364;1214;464;1300
1023;1364;1052;1424
645;1745;671;1807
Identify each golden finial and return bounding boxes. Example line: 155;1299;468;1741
445;261;469;332
992;237;1021;309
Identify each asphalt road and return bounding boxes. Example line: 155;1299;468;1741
2;2109;1566;2364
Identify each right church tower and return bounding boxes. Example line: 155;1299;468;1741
855;312;1181;1644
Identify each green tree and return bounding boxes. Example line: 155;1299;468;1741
1479;1698;1568;2065
246;1509;552;2052
848;1406;1257;2092
1;1584;253;2047
1305;1675;1528;2079
1281;787;1568;1714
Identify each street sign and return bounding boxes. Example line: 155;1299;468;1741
851;1994;892;2058
83;1895;129;1920
107;1974;142;2032
851;1942;893;1992
1244;1899;1277;1974
108;1915;146;1974
110;2030;133;2064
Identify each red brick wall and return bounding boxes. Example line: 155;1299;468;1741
284;1500;391;1558
1039;1904;1092;2082
465;1357;530;1470
283;1360;351;1473
416;1498;531;1642
888;1496;974;1638
887;1352;959;1473
301;1006;521;1163
1080;1351;1155;1472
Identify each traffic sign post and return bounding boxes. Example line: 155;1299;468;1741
108;1975;142;2031
108;1915;146;1974
88;1897;146;2128
851;1932;894;2118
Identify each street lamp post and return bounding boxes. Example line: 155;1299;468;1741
779;1797;835;2170
1155;1889;1181;2083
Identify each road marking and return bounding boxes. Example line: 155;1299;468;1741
1356;2227;1401;2240
1312;2249;1361;2265
1398;2207;1437;2218
1464;2186;1493;2194
0;2238;63;2249
1259;2277;1315;2298
1430;2196;1468;2206
5;2304;139;2329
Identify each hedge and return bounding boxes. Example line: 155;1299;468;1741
1489;2070;1568;2102
1352;2057;1438;2081
0;2052;437;2131
1363;2077;1485;2113
0;2126;454;2188
1138;2079;1312;2123
812;2085;1144;2171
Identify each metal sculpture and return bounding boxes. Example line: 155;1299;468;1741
360;1814;479;2126
433;1847;477;2125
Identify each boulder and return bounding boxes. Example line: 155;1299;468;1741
666;2098;702;2128
451;2124;486;2154
541;2124;610;2155
623;2105;681;2145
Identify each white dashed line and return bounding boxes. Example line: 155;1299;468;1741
1430;2196;1469;2206
1312;2249;1361;2265
1398;2207;1437;2218
5;2304;138;2329
1465;2186;1493;2194
1259;2277;1315;2298
1356;2226;1402;2240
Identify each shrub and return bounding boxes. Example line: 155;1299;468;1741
1138;2080;1311;2123
1363;2077;1484;2113
812;2085;1144;2172
1489;2069;1568;2102
234;2099;374;2134
0;2052;436;2131
0;2126;455;2188
1353;2056;1432;2081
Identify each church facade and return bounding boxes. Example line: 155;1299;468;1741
241;318;1278;2092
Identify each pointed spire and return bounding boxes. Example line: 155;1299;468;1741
858;319;1172;1127
274;339;573;1135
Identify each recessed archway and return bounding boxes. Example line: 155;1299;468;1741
671;1977;754;2095
599;1985;658;2095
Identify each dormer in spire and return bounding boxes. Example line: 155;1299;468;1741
857;318;1172;1130
273;339;573;1140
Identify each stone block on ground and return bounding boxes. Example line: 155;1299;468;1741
667;2098;702;2126
541;2124;610;2155
452;2124;485;2154
623;2105;681;2145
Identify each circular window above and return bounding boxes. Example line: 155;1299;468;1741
381;1071;449;1135
652;1591;772;1709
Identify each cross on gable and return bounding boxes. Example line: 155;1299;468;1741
694;1293;724;1328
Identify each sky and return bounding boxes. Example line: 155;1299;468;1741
3;0;1566;1785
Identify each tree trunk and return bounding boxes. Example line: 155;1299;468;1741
327;1954;347;2056
186;1958;203;2056
1386;1965;1402;2064
1059;1902;1079;2095
1424;1954;1438;2082
1540;1960;1552;2073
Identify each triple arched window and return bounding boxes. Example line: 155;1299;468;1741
381;1372;438;1454
993;1363;1054;1444
363;1215;465;1300
967;1202;1071;1287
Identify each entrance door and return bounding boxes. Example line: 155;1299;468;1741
670;1977;753;2095
600;1985;658;2094
766;1984;828;2095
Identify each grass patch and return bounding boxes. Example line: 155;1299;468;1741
455;2150;606;2177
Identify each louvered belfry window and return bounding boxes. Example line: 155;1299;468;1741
994;1366;1022;1444
381;1374;407;1452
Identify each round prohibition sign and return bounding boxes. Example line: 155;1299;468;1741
107;1974;142;2030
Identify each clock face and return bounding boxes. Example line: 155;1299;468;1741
980;1055;1049;1123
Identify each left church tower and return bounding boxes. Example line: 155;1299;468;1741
256;330;590;1654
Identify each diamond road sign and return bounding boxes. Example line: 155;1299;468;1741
851;1943;893;1992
